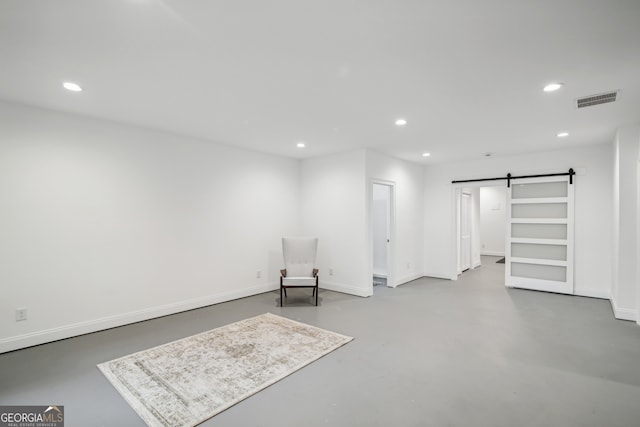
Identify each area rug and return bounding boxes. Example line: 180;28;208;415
98;313;353;427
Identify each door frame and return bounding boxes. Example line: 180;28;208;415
460;192;472;272
368;179;395;289
451;182;504;279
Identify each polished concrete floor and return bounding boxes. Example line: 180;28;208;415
2;256;640;427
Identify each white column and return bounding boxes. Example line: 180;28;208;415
612;125;640;322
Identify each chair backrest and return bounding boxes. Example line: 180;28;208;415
282;237;318;277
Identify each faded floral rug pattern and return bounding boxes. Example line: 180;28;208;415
98;313;353;427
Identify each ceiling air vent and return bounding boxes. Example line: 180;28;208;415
576;91;618;109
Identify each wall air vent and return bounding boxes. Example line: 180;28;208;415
576;91;618;109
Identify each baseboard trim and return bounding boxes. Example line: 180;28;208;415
610;296;637;321
423;271;457;281
320;281;372;297
574;289;610;300
393;273;423;288
0;282;279;354
480;251;505;257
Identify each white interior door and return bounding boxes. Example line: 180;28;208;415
460;193;472;272
506;176;574;294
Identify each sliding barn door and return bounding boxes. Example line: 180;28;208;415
506;176;574;294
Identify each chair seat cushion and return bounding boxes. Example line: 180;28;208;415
282;277;316;287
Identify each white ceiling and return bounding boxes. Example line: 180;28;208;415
1;0;639;164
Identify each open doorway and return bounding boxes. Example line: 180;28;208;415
372;182;393;288
454;177;576;295
455;187;481;275
455;185;506;276
479;186;507;262
460;192;472;271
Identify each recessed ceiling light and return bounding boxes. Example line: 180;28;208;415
63;81;83;92
543;82;563;92
422;152;431;157
557;132;569;138
395;118;407;126
296;142;305;148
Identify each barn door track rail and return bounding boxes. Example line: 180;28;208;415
452;168;575;187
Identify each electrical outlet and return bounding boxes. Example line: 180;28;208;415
407;262;411;270
256;270;262;279
329;268;334;276
16;308;28;322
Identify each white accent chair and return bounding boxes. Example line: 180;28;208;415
280;237;319;306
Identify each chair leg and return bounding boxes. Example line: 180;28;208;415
280;286;283;307
315;285;318;306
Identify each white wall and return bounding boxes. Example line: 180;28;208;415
425;143;613;298
372;184;390;277
366;151;424;286
3;99;632;353
300;150;369;296
479;186;506;256
611;125;640;321
0;101;300;353
299;149;425;294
